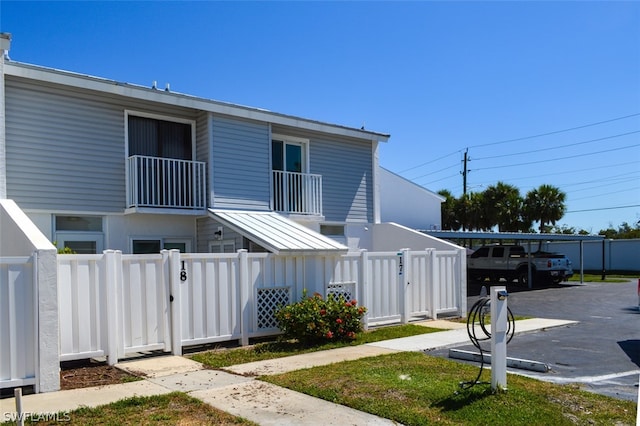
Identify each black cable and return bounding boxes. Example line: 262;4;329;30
459;296;515;390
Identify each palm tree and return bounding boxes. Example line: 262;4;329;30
437;189;461;230
466;191;492;231
483;182;523;232
525;184;567;233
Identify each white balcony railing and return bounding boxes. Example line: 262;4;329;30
273;170;323;215
127;155;206;210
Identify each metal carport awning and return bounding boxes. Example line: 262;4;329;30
208;209;348;255
422;230;606;285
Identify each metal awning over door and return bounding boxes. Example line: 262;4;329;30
208;209;348;255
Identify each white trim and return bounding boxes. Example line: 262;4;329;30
0;53;6;198
124;109;197;159
271;133;309;173
5;62;390;142
268;124;274;211
129;236;193;253
124;110;198;211
54;232;104;254
209;239;236;253
271;133;309;145
372;140;381;224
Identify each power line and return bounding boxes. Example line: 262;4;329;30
570;186;639;202
471;160;639;185
399;150;461;174
420;172;460;186
473;143;640;171
468;112;640;149
410;161;460;180
472;130;640;161
397;113;640;176
566;204;640;213
560;172;640;190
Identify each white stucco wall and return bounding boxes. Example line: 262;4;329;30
0;199;59;392
106;214;197;252
371;222;463;252
379;167;443;231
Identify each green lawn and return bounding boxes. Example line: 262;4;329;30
1;392;256;426
568;273;637;283
190;323;442;368
4;322;636;425
263;352;637;426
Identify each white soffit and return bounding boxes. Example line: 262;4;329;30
208;209;348;254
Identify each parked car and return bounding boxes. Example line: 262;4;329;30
467;244;573;285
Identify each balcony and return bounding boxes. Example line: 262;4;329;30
273;170;323;216
127;155;206;211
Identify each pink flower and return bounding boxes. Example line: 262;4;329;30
336;318;343;324
320;309;326;315
325;331;334;339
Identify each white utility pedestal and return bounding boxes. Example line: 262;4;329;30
491;286;508;391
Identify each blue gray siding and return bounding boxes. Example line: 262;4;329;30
272;126;373;223
211;115;271;210
5;77;200;212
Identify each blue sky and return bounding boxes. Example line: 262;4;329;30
1;1;638;233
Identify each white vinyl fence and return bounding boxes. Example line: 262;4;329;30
54;248;466;366
1;247;465;390
0;256;37;390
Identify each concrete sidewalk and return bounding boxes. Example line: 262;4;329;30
0;318;575;425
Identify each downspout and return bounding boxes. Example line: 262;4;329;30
0;33;11;199
371;139;380;224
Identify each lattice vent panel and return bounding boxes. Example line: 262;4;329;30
256;287;290;329
326;282;356;302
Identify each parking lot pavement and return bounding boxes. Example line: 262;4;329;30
441;278;640;401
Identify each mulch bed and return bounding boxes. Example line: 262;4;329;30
60;359;139;390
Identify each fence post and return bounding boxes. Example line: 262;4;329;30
430;249;439;320
35;247;59;393
359;249;369;331
168;249;182;356
239;250;250;346
400;249;411;324
114;250;125;360
458;248;468;318
104;250;119;366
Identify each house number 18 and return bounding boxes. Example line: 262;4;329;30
180;261;187;282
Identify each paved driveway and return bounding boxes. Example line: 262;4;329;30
444;279;640;401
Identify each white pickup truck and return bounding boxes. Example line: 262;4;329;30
467;244;573;285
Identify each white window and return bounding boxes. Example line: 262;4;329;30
54;215;104;254
131;238;192;254
209;240;236;253
271;134;309;174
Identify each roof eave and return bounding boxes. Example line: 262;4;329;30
4;61;390;143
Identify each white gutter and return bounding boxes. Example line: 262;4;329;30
4;61;390;143
0;33;11;199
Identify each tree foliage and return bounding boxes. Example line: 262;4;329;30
439;183;566;234
598;222;640;239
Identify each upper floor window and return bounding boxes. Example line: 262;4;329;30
127;112;194;160
272;135;308;173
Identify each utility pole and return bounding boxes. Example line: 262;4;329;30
462;148;469;197
461;149;469;232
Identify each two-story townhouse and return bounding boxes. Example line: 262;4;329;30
0;34;393;255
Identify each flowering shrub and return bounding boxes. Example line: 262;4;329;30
274;290;367;343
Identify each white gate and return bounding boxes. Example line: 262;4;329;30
118;254;172;357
